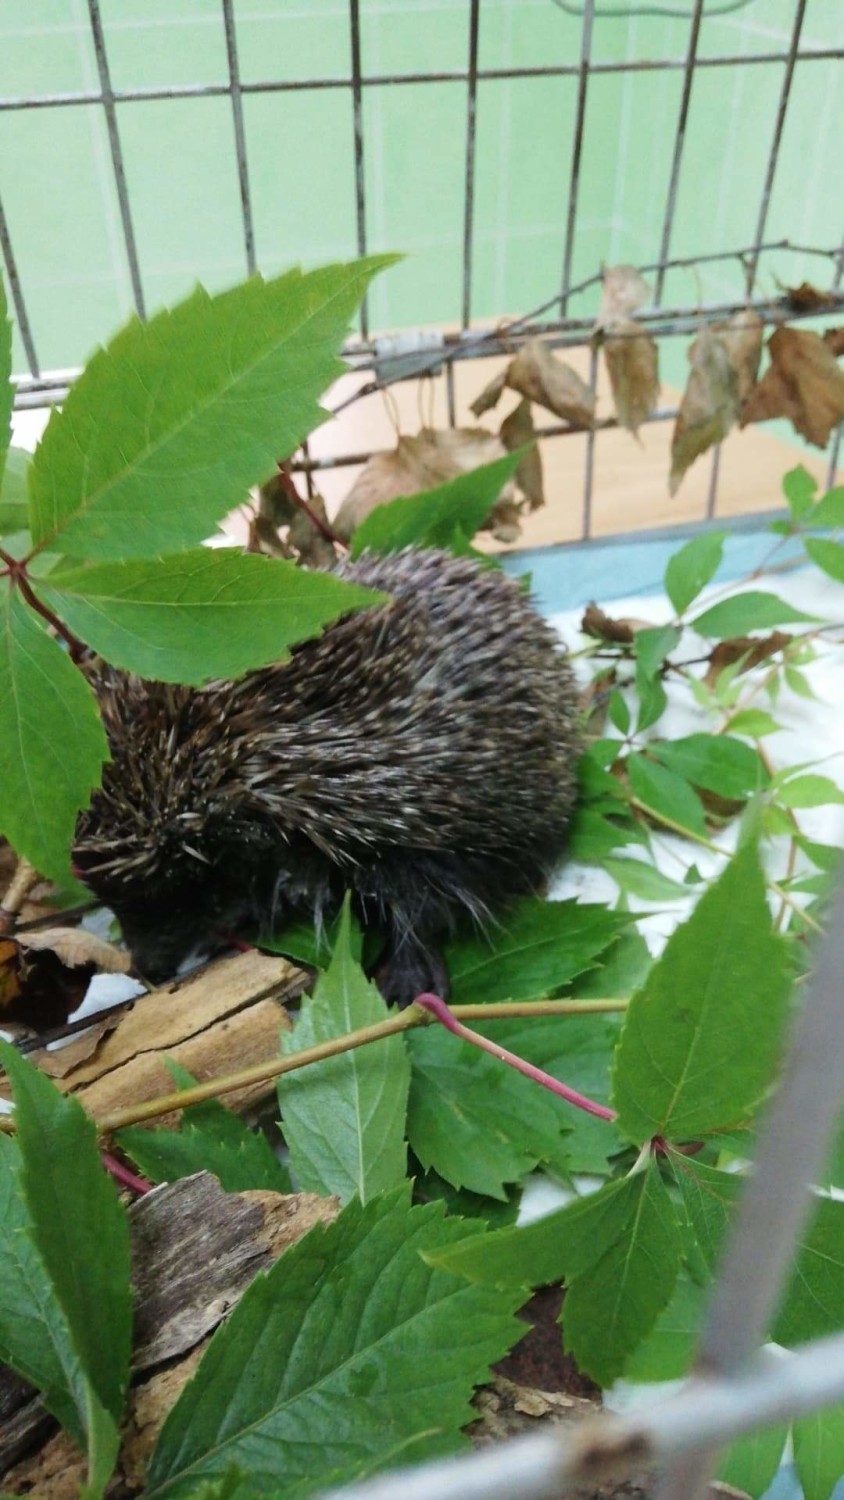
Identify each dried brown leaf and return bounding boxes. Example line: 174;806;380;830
718;308;764;402
704;630;792;688
17;926;131;972
507;338;596;428
333;427;510;540
500;397;544;509
596;264;652;330
670;324;741;496
470;368;508;416
487;496;524;544
581;604;652;643
823;325;844;358
740;325;844;448
603;319;660;436
782;280;838;313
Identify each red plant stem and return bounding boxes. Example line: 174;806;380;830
0;551;86;663
415;992;618;1122
101;1151;152;1197
275;462;347;548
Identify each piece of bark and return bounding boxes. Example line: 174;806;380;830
0;1174;339;1493
0;950;308;1126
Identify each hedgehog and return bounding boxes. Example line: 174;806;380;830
73;548;581;1006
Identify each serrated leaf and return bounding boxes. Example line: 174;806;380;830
774;1196;844;1345
0;1133;86;1442
805;536;844;583
444;898;629;1004
670;1155;741;1275
279;903;410;1203
626;752;708;838
0;1045;132;1428
778;774;844;809
29;257;395;561
793;1406;844;1500
634;624;679;732
664;531;726;616
612;844;791;1143
0;587;109;880
622;1269;705;1382
0;275;12;495
350;450;521;558
406;1024;570;1198
603;856;691;902
647;733;767;799
37;551;382;685
782;464;818;521
146;1187;525;1497
117;1064;290;1193
412;1163;520;1229
691;591;819;638
608;687;630;734
568;809;647;862
0;448;30;536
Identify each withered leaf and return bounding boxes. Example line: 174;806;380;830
486;496;523;544
17;925;131;972
580;604;653;643
470;368;508;417
782;281;838;313
704;630;792;688
823;326;844;358
740;326;844;449
718;308;764;403
500;398;544;509
596;264;652;330
507;338;596;428
603;318;660;436
0;937;97;1032
670;324;741;496
334;427;511;540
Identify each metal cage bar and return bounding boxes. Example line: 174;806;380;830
745;0;807;295
221;0;256;278
86;0;146;320
0;193;40;378
653;0;704;307
559;0;594;313
460;0;481;331
348;0;369;340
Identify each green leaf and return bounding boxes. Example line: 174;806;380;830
406;1024;570;1198
146;1187;524;1497
0;1133;86;1442
0;274;12;496
623;1270;705;1381
782;464;818;521
670;1155;741;1275
350;451;522;558
444;898;629;1004
279;902;410;1204
647;733;767;799
427;1163;681;1387
690;591;819;638
568;809;647;862
29;257;395;561
626;752;708;839
0;447;30;536
38;551;382;685
664;530;725;616
612;844;791;1143
808;484;844;529
608;687;630;734
793;1406;844;1500
778;774;844;809
0;1045;132;1428
0;587;109;880
718;1427;788;1497
412;1163;520;1229
805;537;844;582
602;856;692;902
774;1196;844;1345
117;1065;291;1193
726;708;782;738
634;625;680;732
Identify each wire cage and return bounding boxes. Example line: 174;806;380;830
2;0;843;546
2;4;844;1498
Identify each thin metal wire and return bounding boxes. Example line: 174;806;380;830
461;0;481;331
0;194;40;377
705;442;721;520
446;361;457;428
349;0;369;340
653;0;704;306
221;0;256;277
2;48;841;113
560;0;595;312
581;343;599;538
86;0;146;320
745;0;807;295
